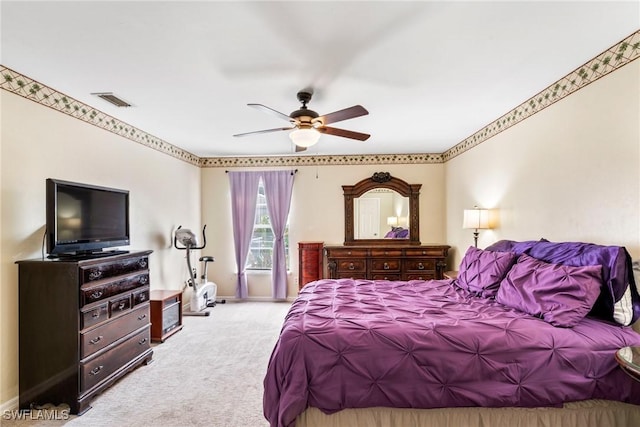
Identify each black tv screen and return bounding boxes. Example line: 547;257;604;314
46;178;130;256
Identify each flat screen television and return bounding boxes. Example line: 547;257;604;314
46;178;130;258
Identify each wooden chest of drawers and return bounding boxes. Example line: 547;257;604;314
298;242;324;289
17;251;154;415
325;245;450;281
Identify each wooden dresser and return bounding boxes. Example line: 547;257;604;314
325;245;450;281
16;250;154;414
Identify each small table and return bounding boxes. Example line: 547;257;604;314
150;290;184;343
615;346;640;382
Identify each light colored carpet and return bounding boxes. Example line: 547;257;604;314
3;301;292;427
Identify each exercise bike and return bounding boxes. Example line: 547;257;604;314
174;225;225;316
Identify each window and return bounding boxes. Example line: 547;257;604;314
246;180;289;270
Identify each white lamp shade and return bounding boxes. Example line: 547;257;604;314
463;208;490;229
289;128;321;147
387;216;398;226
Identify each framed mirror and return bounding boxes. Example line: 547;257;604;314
343;172;421;246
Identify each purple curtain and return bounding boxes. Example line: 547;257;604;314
228;171;261;299
262;171;295;299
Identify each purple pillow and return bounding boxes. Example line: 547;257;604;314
496;254;602;327
395;228;409;238
456;246;517;298
487;239;640;325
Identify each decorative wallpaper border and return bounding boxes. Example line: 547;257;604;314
2;30;638;168
443;30;640;161
199;153;443;168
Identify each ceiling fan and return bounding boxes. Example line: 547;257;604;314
233;90;370;152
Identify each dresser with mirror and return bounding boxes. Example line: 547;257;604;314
324;172;450;280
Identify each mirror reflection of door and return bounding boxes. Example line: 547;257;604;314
355;198;380;239
354;189;409;239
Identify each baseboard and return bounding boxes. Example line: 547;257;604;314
1;395;18;412
216;295;296;303
182;295;294;312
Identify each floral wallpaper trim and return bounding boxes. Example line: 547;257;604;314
0;65;200;166
443;30;640;161
2;30;638;168
199;153;443;168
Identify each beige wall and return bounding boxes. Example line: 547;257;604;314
0;91;201;405
445;61;640;267
201;163;446;299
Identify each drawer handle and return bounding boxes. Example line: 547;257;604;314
89;365;104;376
348;263;355;270
138;294;146;302
89;335;103;345
90;290;103;299
383;262;390;270
91;311;101;318
418;263;425;270
139;259;148;268
117;302;126;311
140;276;149;284
139;337;148;345
89;271;102;280
138;314;147;321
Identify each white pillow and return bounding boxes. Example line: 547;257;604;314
615;260;640;326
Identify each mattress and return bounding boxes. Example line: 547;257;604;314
264;278;640;427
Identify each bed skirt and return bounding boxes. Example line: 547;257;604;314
296;400;640;427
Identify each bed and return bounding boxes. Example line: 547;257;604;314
264;240;640;427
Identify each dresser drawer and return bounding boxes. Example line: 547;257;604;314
81;303;109;329
81;284;111;306
370;249;402;257
80;327;150;393
109;294;132;317
405;247;447;257
81;273;149;306
335;259;366;272
371;259;400;272
133;286;150;306
371;273;401;281
404;259;435;271
81;304;150;359
81;256;149;283
335;272;367;279
405;272;436;281
326;248;369;258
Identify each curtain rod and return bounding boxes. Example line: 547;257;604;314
225;169;298;175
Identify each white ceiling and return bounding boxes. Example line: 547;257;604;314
2;1;638;158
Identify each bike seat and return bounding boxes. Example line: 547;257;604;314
199;256;215;263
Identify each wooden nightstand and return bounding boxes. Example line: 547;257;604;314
443;270;458;280
615;346;640;382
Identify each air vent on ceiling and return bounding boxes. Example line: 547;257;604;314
91;92;132;107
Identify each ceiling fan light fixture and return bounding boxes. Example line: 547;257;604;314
289;128;320;148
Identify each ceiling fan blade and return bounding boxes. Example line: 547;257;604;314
316;105;368;125
318;126;370;141
233;127;294;137
248;103;292;122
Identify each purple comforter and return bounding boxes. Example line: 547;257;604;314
264;278;640;427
